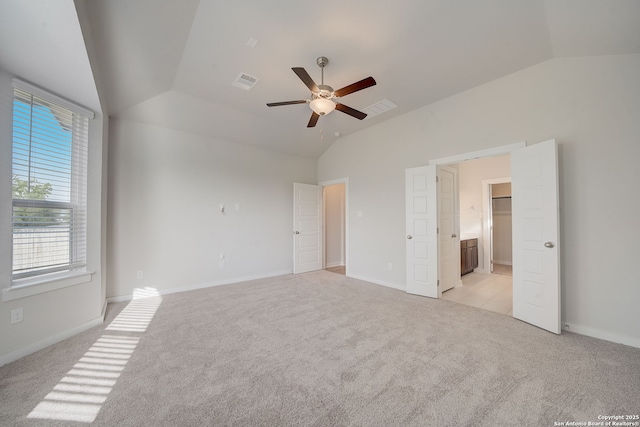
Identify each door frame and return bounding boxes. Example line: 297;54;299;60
319;177;349;276
429;142;525;294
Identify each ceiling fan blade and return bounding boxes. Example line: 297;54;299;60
335;103;367;120
334;76;376;98
292;67;319;93
266;100;308;107
307;112;320;128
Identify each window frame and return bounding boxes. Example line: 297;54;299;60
8;78;94;287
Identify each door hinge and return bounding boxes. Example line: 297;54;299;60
436;176;439;182
437;227;440;234
437;280;440;287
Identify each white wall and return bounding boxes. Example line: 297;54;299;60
324;184;345;268
107;119;317;299
318;54;640;347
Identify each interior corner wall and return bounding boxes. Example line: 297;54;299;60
107;118;317;299
318;54;640;347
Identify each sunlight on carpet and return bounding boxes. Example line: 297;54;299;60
27;288;161;423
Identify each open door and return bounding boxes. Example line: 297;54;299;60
512;140;561;334
405;165;438;297
293;183;322;274
437;165;458;292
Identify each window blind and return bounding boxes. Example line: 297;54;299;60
11;84;89;280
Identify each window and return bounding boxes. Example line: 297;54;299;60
11;80;92;282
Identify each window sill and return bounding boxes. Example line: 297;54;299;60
2;271;94;302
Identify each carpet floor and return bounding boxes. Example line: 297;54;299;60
1;270;639;426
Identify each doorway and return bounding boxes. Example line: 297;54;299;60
481;177;512;274
441;156;513;315
490;182;512;275
293;178;349;276
323;182;346;275
406;140;561;334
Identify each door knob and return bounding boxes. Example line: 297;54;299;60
544;241;555;248
452;234;457;238
407;235;413;239
294;231;300;234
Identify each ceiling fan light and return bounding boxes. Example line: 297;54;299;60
309;98;336;116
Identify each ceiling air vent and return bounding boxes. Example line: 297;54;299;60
232;73;259;91
362;98;398;119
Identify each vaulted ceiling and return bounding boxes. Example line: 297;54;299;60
3;1;640;158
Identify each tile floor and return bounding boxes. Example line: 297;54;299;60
325;263;511;315
442;265;513;315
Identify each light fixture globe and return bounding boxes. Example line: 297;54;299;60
309;97;335;116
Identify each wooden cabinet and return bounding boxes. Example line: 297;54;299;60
461;239;478;276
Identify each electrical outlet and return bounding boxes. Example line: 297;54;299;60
137;270;143;279
219;260;225;268
11;307;23;324
387;263;393;270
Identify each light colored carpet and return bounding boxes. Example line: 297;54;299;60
1;270;639;426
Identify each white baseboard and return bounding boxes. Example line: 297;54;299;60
107;270;292;304
493;261;512;266
348;273;405;292
562;322;640;349
0;314;105;367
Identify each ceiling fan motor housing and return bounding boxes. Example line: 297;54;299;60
315;84;335;99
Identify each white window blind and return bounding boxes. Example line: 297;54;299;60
11;82;90;280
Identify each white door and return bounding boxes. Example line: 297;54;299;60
511;140;561;334
437;166;458;292
405;166;438;297
293;183;322;274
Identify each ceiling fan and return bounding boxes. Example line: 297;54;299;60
267;56;376;128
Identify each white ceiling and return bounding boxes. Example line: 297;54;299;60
0;0;100;112
3;1;639;159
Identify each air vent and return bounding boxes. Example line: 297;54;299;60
232;73;259;91
362;98;398;119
